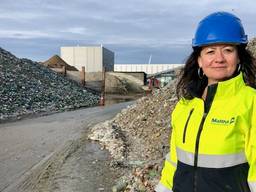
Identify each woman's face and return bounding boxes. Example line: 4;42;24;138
198;44;240;85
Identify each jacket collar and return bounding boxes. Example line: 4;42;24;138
209;72;245;99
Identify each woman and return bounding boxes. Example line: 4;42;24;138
155;12;256;192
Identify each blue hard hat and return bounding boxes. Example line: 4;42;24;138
192;12;248;47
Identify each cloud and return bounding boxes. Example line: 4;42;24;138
61;27;89;35
0;30;57;39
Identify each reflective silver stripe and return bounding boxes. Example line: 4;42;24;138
155;182;173;192
248;181;256;192
165;153;177;167
176;147;247;168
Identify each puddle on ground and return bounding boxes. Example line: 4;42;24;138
54;141;122;192
104;93;144;106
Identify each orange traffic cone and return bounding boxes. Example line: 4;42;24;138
99;94;105;106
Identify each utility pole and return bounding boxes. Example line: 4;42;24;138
100;67;106;106
148;54;152;64
80;66;86;86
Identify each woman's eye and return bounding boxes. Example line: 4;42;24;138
224;48;234;53
206;50;214;54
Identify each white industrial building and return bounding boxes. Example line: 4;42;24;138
61;46;114;72
114;64;184;75
60;45;184;75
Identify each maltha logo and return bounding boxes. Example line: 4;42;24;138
211;117;235;125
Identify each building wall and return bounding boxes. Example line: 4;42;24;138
60;47;74;69
114;64;184;74
61;46;114;72
103;48;114;71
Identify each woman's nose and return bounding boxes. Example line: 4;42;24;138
214;50;225;63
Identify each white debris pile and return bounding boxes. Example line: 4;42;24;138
88;120;126;161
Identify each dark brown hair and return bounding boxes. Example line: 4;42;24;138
176;45;256;100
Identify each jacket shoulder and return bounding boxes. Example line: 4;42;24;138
242;85;256;96
171;98;196;121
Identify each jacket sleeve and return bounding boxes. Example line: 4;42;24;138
246;97;256;192
155;124;177;192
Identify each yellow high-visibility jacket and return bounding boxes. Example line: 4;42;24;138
155;73;256;192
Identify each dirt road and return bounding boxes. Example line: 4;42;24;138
0;101;133;192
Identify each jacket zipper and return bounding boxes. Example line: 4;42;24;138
193;84;218;192
182;108;194;143
193;113;207;192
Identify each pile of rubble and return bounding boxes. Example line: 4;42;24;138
247;37;256;58
0;47;99;121
88;81;178;191
42;55;78;71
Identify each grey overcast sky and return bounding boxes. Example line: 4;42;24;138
0;0;255;64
